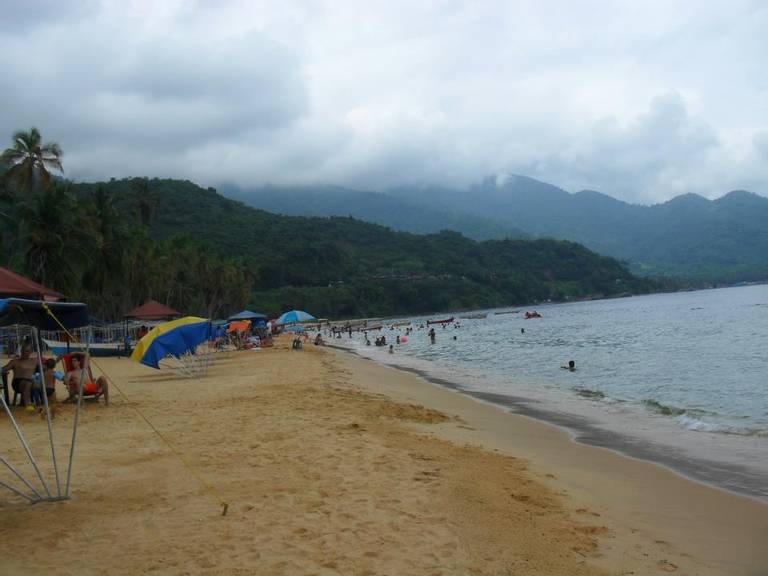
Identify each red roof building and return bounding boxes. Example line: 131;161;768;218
124;300;182;321
0;267;64;301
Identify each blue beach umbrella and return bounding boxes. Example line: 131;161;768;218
275;310;316;325
284;325;306;333
130;316;211;369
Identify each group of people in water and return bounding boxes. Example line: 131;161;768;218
2;343;109;414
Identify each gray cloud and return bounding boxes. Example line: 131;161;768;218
0;1;766;203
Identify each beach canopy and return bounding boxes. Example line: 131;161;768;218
275;310;316;325
0;267;64;302
0;298;89;330
227;310;267;321
125;300;182;321
284;325;305;333
130;316;211;369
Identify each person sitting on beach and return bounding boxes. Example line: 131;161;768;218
65;356;109;405
2;344;37;409
314;333;325;346
561;360;576;372
40;358;60;417
388;344;394;354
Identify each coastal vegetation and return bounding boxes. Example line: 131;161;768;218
2;128;661;320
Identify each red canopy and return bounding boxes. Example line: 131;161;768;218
125;300;181;321
0;267;64;301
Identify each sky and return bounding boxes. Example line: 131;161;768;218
1;0;766;204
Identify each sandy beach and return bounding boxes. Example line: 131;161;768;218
1;339;766;575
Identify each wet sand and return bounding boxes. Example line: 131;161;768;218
0;341;766;575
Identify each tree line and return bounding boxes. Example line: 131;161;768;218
1;128;252;320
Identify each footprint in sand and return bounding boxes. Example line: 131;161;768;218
657;559;678;572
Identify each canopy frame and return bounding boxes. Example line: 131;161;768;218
0;299;91;505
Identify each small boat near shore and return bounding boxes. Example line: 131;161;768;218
460;313;487;320
43;339;126;357
494;310;518;315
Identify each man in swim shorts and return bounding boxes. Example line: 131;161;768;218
65;356;109;405
2;344;37;408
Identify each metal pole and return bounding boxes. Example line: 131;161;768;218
0;478;37;503
0;454;43;500
64;329;90;498
33;327;61;497
0;390;52;498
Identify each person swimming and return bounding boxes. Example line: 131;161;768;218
561;360;576;372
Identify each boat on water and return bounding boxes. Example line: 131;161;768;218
427;316;454;325
43;339;126;357
524;311;542;319
494;310;518;315
460;313;487;320
391;321;411;328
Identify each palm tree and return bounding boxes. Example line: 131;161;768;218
131;177;158;226
0;127;63;194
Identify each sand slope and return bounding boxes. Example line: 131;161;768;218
0;342;615;575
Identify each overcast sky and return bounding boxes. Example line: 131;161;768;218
1;0;766;203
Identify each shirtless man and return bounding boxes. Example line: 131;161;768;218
65;356;109;405
2;344;37;408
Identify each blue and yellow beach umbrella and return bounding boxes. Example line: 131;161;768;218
130;316;211;369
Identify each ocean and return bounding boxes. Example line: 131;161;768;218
335;284;768;501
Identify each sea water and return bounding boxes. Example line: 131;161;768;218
338;285;768;501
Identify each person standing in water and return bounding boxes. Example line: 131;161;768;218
428;327;436;344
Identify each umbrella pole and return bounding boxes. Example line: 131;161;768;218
0;478;37;503
64;329;90;498
0;455;43;500
0;390;52;499
33;327;61;497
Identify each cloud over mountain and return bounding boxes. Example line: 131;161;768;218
0;0;766;203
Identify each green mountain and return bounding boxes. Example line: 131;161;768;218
221;176;768;282
391;176;768;282
71;178;658;318
220;184;527;241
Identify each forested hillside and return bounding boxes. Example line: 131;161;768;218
231;176;768;283
69;177;659;318
390;176;768;282
221;184;526;241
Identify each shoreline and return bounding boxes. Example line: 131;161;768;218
399;363;768;503
327;344;768;575
330;343;768;503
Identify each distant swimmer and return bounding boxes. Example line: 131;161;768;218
428;328;436;343
521;328;525;334
396;335;401;345
561;360;576;372
452;335;457;340
388;344;394;354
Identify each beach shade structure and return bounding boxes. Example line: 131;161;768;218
0;267;64;302
227;310;267;323
275;310;316;325
0;298;92;505
131;316;212;377
124;300;182;322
